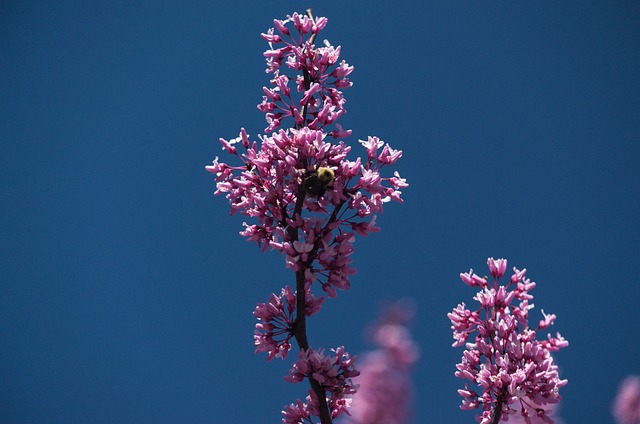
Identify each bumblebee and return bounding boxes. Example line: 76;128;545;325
304;166;335;197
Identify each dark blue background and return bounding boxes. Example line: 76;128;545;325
2;1;639;423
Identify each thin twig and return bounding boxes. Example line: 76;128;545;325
306;9;317;44
288;125;333;424
491;388;508;424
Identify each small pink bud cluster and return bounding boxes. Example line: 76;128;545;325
260;13;352;134
449;258;569;424
253;286;324;361
283;347;360;422
345;300;420;424
612;375;640;424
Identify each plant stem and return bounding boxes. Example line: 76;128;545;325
491;388;508;424
306;9;317;44
294;268;332;424
289;182;333;424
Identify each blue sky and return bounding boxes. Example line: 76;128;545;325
1;1;639;423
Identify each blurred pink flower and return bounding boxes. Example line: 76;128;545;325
612;375;640;424
345;300;420;424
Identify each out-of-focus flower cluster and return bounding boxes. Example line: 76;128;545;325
283;347;360;422
612;375;640;424
449;258;568;424
345;300;420;424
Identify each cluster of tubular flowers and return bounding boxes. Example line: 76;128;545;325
207;122;405;301
344;300;420;424
253;286;324;361
207;12;407;423
283;347;360;422
206;15;405;302
448;258;569;424
259;13;352;134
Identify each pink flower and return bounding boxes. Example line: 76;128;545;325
450;259;568;424
282;398;312;424
487;257;507;279
358;136;383;160
612;375;640;424
377;144;402;165
460;270;489;288
350;216;380;237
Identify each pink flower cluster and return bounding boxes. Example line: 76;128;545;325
283;347;360;422
207;12;407;423
206;13;406;301
253;286;324;361
259;13;353;134
449;258;569;424
345;300;420;424
612;375;640;424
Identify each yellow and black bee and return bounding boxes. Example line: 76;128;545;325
304;166;334;197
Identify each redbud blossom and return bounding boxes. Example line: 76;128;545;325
208;12;407;423
285;347;360;421
207;12;406;300
254;286;324;361
449;258;568;424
